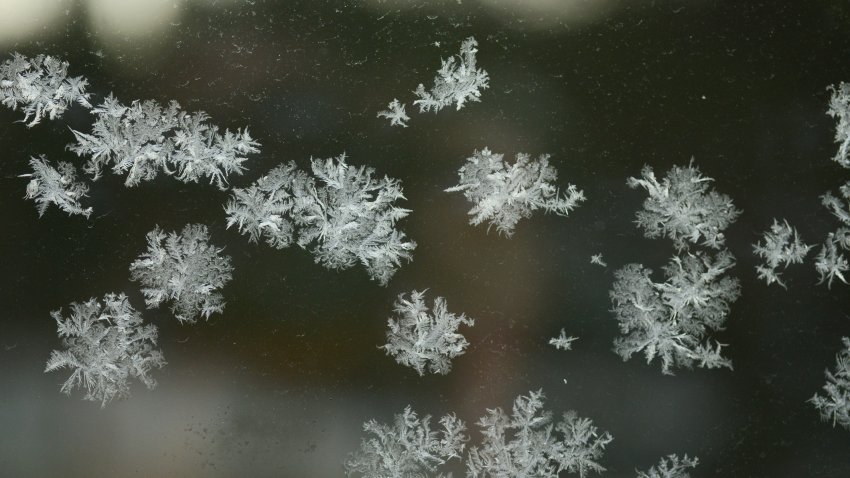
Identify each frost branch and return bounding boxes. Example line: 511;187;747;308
636;454;699;478
22;155;92;218
827;82;850;168
752;219;812;288
590;254;607;267
550;329;578;351
378;99;410;127
414;37;489;113
809;337;850;430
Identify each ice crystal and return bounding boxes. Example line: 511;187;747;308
809;337;850;430
129;224;233;324
446;148;586;236
467;389;612;478
21;155;92;218
752;219;812;288
610;250;740;374
816;183;850;288
45;293;166;407
414;37;489;113
377;98;410;127
827;82;850;168
590;254;607;267
69;94;259;189
0;53;91;127
550;329;578;351
381;290;474;375
636;454;699;478
225;154;416;285
628;160;741;251
344;406;468;478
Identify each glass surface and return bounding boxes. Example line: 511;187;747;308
1;1;849;476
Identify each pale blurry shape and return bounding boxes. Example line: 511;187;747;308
85;0;184;41
0;0;68;46
476;0;615;28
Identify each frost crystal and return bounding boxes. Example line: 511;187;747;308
610;250;740;374
550;329;578;351
628;160;741;251
129;224;233;324
44;293;166;407
636;454;699;478
467;390;613;478
809;337;850;430
225;154;416;285
590;254;607;267
827;82;850;168
0;53;91;127
21;155;92;218
377;99;410;127
446;148;586;236
381;290;474;375
752;219;812;288
69;94;259;189
816;183;850;288
344;406;468;478
414;37;489;113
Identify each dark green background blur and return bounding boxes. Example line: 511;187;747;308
1;0;849;476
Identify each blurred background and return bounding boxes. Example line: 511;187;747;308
1;0;850;476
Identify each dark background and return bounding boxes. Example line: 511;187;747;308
1;0;849;476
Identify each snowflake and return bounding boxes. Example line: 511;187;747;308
129;224;233;324
44;293;166;407
550;329;578;351
0;52;91;127
21;155;92;218
344;406;468;478
69;94;259;189
827;82;850;168
381;290;474;375
627;160;741;251
809;337;850;430
467;389;613;478
752;219;812;288
414;36;489;113
446;148;586;236
636;454;699;478
609;250;740;374
377;98;410;127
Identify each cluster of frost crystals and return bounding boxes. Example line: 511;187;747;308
446;148;586;236
752;219;812;288
381;290;474;375
129;224;233;324
827;82;850;168
610;250;741;374
22;155;92;218
414;37;489;113
0;53;91;127
809;337;850;430
636;454;699;478
467;390;613;478
344;406;468;478
377;99;410;127
816;182;850;288
628;161;741;251
225;154;416;285
44;293;166;407
68;94;259;189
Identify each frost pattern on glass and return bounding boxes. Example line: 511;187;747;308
381;290;474;375
22;155;92;218
44;293;166;407
129;224;233;324
816;182;850;288
225;154;416;286
809;337;850;430
752;219;812;288
344;406;468;478
69;94;259;189
414;36;489;113
628;161;741;251
636;454;699;478
610;251;741;374
550;329;578;351
0;53;91;127
827;82;850;168
377;99;410;127
467;390;612;478
446;148;586;236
